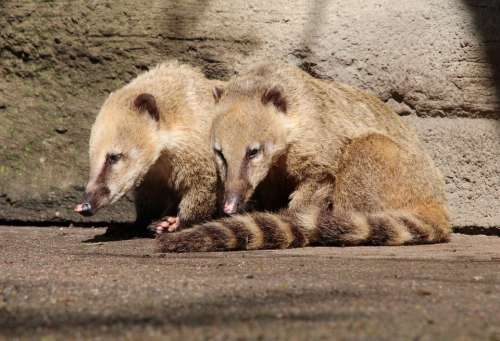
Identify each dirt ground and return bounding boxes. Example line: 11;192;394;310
0;226;499;340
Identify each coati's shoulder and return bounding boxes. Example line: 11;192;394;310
232;62;420;145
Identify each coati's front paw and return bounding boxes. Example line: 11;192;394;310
150;216;180;235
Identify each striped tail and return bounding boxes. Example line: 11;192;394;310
156;204;450;253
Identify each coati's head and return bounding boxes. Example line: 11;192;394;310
211;84;289;215
74;92;163;216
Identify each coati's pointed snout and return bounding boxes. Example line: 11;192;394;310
74;202;93;216
74;186;110;217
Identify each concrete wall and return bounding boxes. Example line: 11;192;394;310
0;0;498;230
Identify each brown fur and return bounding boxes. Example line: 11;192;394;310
80;61;224;232
157;62;450;252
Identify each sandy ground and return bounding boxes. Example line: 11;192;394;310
0;226;499;340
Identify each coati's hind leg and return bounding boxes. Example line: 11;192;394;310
323;133;451;245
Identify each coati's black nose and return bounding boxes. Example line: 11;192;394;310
74;186;110;217
74;202;93;216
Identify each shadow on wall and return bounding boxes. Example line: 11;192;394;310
159;0;331;79
160;0;258;79
290;0;331;78
160;0;213;74
463;0;500;121
302;0;330;48
162;0;211;39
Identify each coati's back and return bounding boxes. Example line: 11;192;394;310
236;62;420;145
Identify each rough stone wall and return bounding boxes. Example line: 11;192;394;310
0;0;498;229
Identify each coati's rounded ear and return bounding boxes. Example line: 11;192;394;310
261;85;287;113
134;93;160;121
212;86;224;103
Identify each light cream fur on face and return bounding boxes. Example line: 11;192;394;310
211;99;288;205
87;94;161;207
77;61;222;230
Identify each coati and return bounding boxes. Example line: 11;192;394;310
74;61;224;234
157;62;450;252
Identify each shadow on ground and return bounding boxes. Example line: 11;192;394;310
1;227;499;339
0;286;362;333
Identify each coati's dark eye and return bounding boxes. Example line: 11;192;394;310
106;153;123;165
214;148;226;164
246;147;261;160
